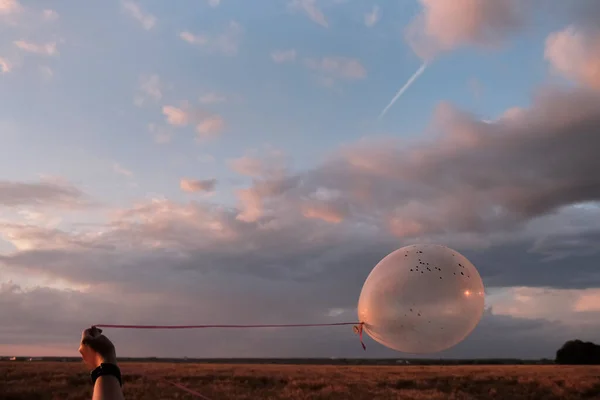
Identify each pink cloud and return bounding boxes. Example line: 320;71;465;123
179;178;217;193
235;188;263;222
162;103;225;140
490;287;600;325
122;1;156;30
196;115;225;139
14;40;57;56
406;0;524;60
229;156;265;177
228;83;600;242
179;21;242;56
301;201;346;223
290;0;328;28
0;0;21;15
0;57;11;73
162;105;190;126
229;150;286;178
545;26;600;90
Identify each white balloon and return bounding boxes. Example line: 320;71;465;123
357;244;485;354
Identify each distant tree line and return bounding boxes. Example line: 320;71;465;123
556;340;600;365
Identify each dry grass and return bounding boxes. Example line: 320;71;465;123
1;362;599;399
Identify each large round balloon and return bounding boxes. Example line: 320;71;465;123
357;244;485;354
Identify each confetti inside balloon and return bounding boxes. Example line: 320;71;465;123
357;244;485;354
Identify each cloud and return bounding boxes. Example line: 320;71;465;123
2;46;600;359
488;286;600;326
545;26;600;90
346;87;599;233
180;178;217;193
0;280;593;359
529;228;600;261
226;83;600;248
235;189;263;223
14;40;57;56
0;0;21;15
443;309;591;360
228;150;287;178
301;200;348;223
1;199;598;291
134;74;163;106
364;5;380;27
0;177;598;358
0;223;112;252
112;163;134;178
16;209;61;228
290;0;328;28
233;175;300;223
0;216;598;359
271;49;297;63
122;1;156;30
0;197;377;286
300;188;349;224
179;31;206;45
0;57;11;73
179;21;242;56
162;103;224;140
207;0;221;7
42;9;58;21
196;115;225;139
229;156;265;177
305;56;367;80
199;92;227;104
406;0;524;60
10;82;594;297
0;180;88;209
162;105;190;126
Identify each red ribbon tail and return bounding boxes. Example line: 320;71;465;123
354;323;366;351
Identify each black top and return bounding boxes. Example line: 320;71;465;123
90;363;122;387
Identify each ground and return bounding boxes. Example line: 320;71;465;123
1;362;599;399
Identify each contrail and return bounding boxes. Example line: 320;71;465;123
378;62;427;120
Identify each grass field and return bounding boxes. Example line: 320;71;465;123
1;362;599;399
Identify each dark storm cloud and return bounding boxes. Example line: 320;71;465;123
0;218;597;358
0;204;599;300
227;88;600;259
530;228;600;261
464;242;600;290
298;86;600;233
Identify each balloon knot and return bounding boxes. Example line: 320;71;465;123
353;323;366;351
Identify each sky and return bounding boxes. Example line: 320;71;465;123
0;0;600;359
